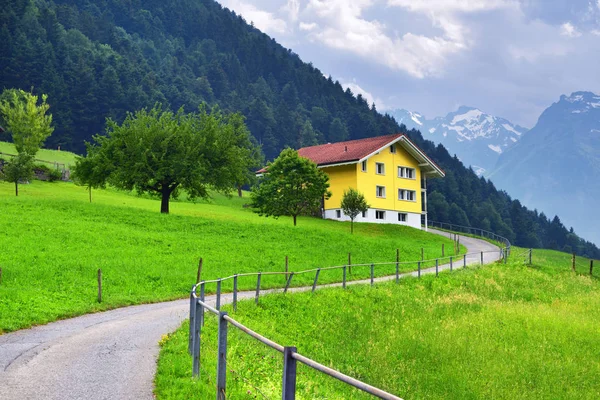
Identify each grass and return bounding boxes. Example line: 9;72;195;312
0;180;463;333
155;248;600;399
0;140;79;166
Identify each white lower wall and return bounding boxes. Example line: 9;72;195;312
324;208;422;230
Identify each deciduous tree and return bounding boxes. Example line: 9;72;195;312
0;89;54;156
3;153;34;196
341;188;369;234
76;105;260;213
251;148;330;226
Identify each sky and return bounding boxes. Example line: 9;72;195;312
218;0;600;127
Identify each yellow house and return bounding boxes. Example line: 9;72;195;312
297;133;445;230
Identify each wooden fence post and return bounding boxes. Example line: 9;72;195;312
282;347;297;400
572;253;576;272
312;269;320;292
216;312;228;400
591;260;594;276
188;288;195;355
255;273;262;304
196;258;203;284
233;275;238;312
348;253;352;274
192;297;202;377
442;244;445;257
97;269;102;303
284;273;294;293
529;249;532;265
370;263;374;286
216;280;222;310
395;249;400;284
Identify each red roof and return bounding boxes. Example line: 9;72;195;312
257;133;444;177
298;133;403;166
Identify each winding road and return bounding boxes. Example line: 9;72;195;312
0;231;499;400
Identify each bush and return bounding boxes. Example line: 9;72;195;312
34;163;62;182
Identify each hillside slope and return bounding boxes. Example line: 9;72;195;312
156;248;600;399
1;0;598;257
0;180;460;333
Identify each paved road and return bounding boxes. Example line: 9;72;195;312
0;231;499;400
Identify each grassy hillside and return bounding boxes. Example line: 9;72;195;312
156;249;600;399
0;180;462;333
0;141;79;166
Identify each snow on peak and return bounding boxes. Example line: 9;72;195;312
502;123;523;136
488;144;502;154
409;111;423;126
451;108;484;125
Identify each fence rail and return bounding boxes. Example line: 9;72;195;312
0;151;71;171
428;220;511;253
188;241;509;399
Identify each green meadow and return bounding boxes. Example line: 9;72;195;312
0;141;79;166
156;248;600;399
0;180;462;333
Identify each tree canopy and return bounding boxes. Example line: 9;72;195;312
0;89;54;156
251;149;331;226
341;188;369;234
76;105;260;213
2;153;34;196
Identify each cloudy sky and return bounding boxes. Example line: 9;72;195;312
218;0;600;127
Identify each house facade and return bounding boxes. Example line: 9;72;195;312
297;133;445;230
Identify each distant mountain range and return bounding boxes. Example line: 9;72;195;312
489;91;600;246
390;107;528;175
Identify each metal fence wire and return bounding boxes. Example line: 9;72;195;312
187;223;513;399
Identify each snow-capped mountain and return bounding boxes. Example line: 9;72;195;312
490;91;600;246
391;107;528;175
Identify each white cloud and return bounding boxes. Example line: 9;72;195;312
305;0;473;78
299;22;318;31
220;0;288;34
341;80;387;110
282;0;301;22
561;22;582;37
387;0;516;14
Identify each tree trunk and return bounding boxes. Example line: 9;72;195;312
293;214;297;226
15;181;18;197
237;185;243;197
161;190;170;214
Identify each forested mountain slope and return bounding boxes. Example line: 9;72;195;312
1;0;598;257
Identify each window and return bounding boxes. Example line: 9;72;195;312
376;210;385;220
376;186;386;198
336;210;342;218
398;189;416;201
362;210;367;218
398;213;407;222
390;145;396;154
398;166;416;179
361;160;367;172
376;162;385;175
